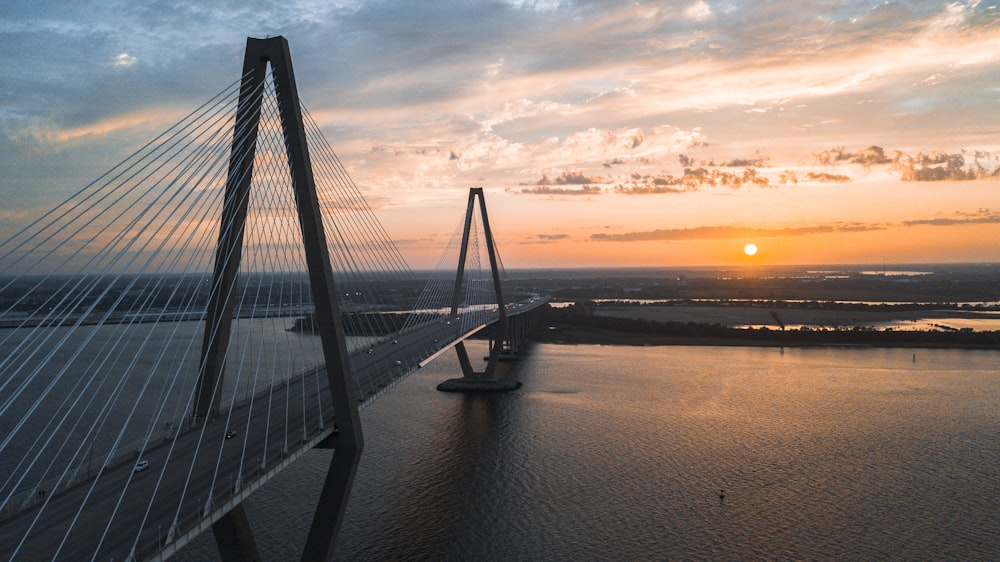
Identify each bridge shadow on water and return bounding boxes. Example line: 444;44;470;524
177;340;534;560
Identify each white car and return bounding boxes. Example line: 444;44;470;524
134;460;150;473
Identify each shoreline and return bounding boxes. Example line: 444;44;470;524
533;302;1000;350
532;325;1000;350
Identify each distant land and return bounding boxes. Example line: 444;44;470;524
509;263;1000;349
504;262;1000;304
3;263;997;348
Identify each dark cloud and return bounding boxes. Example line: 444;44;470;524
677;153;768;168
613;172;697;194
813;145;892;166
628;130;644;148
894;150;998;181
506;185;603;196
614;165;773;194
778;171;851;184
536;233;569;240
807;172;851;183
532;170;604;185
602;157;625;168
449;149;461;160
720;156;768;167
814;146;1000;181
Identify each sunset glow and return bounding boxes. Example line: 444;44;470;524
1;2;998;268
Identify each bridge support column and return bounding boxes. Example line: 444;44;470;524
302;444;361;561
438;188;520;392
212;505;261;562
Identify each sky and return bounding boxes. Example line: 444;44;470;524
1;0;999;269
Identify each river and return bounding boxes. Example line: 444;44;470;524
178;341;998;560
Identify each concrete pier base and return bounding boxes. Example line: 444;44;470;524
436;377;522;392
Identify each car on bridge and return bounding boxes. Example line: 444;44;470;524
134;460;149;473
225;430;237;439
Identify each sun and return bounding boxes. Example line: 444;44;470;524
743;243;758;256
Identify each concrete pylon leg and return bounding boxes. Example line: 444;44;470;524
302;447;361;562
212;505;261;562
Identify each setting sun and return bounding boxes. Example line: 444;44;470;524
744;243;758;256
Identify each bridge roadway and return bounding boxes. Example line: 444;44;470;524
0;296;547;561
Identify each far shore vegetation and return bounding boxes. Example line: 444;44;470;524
532;301;1000;350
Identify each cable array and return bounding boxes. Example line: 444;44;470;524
0;57;512;559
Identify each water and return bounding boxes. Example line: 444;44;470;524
178;342;999;560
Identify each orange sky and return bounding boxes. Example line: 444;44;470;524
2;1;999;268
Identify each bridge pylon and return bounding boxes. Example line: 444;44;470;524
190;36;363;562
437;187;522;392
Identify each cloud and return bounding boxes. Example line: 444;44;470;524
807;172;851;183
590;223;883;242
815;145;1000;181
813;145;892;166
719;157;768;167
613;172;698;194
614;156;784;194
684;0;712;22
902;209;1000;226
531;170;604;185
535;233;569;241
22;108;185;145
111;53;137;68
506;185;603;196
894;150;999;181
592;208;1000;243
779;171;851;184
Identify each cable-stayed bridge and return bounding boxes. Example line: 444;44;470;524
0;37;547;561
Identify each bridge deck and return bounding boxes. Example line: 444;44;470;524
0;296;547;560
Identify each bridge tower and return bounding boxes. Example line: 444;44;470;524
437;187;522;392
191;36;363;562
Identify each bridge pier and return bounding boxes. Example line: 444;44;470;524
437;334;522;392
436;188;522;393
498;311;535;360
437;307;542;391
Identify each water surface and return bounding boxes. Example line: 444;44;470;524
182;343;998;560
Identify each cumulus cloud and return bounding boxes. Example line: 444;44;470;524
813;145;893;166
894;150;998;181
613;172;697;194
815;145;1000;181
684;0;712;22
111;53;137;68
613;160;777;194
